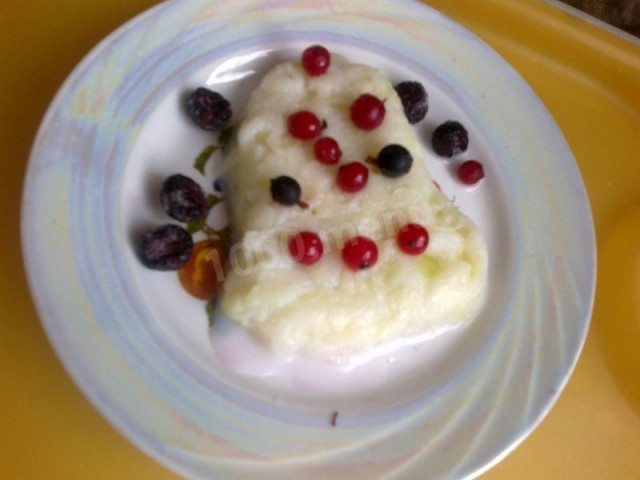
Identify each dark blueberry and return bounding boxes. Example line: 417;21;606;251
139;224;193;271
213;177;224;193
431;120;469;157
185;87;232;132
160;174;208;222
270;176;301;206
376;144;413;178
394;81;428;124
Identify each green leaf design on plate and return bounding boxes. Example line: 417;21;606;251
193;145;218;175
206;193;221;209
218;126;234;148
186;218;206;234
216;226;232;254
206;298;217;327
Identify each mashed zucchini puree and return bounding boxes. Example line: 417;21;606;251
220;48;487;356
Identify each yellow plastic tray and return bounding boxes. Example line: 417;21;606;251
1;0;639;478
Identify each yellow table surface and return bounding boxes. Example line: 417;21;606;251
1;0;639;478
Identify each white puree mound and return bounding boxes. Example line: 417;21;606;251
220;55;487;356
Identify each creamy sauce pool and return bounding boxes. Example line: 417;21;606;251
210;310;475;395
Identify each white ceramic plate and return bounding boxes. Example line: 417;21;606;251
22;1;596;479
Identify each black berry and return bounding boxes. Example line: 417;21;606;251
160;174;208;222
394;81;428;124
139;224;193;271
376;144;413;178
185;87;232;131
431;120;469;157
270;176;302;206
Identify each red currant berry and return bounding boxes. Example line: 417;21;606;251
288;111;322;140
336;162;369;193
314;137;341;165
301;45;331;76
350;94;386;130
288;231;323;265
457;160;485;185
397;223;429;255
342;236;378;271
